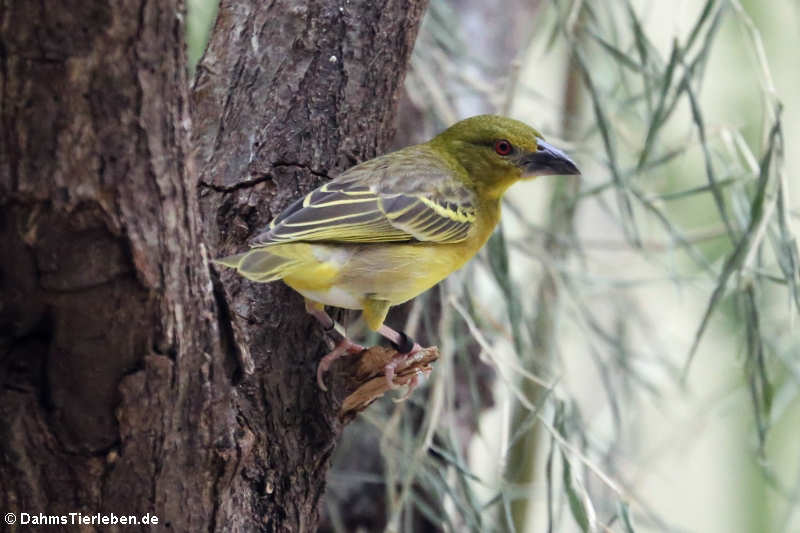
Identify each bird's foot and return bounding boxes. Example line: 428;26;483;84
384;341;425;396
392;365;431;403
317;337;365;391
375;325;430;399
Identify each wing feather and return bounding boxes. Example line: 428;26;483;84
251;147;477;246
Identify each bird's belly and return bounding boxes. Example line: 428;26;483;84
343;243;471;303
293;286;364;309
283;241;478;309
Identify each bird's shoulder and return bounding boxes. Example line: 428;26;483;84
334;145;469;195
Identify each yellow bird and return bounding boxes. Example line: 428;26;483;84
216;115;579;391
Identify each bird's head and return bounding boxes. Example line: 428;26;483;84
430;115;580;199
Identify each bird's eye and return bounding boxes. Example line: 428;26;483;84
494;139;513;156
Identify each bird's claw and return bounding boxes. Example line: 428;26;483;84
316;338;365;391
383;343;425;399
392;367;430;403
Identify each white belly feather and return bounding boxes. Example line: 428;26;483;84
294;286;363;309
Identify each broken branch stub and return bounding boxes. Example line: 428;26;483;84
335;345;439;422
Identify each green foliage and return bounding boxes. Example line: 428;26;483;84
186;0;218;73
334;0;800;532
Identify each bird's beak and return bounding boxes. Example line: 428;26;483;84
521;139;580;177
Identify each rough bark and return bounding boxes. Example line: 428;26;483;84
0;0;232;529
191;0;429;530
0;0;426;532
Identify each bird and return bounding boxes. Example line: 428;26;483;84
215;115;580;393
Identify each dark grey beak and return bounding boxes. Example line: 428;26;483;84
521;139;580;176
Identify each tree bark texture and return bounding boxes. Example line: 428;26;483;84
192;0;427;529
0;0;427;531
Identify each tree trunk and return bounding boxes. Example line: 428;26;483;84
0;0;426;531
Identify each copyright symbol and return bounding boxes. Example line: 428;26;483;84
4;512;16;524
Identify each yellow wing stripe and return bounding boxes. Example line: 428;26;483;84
278;215;386;234
379;195;420;219
416;213;457;236
266;214;408;243
405;209;440;230
280;209;382;227
306;197;377;208
378;195;473;242
302;188;377;207
255;180;475;245
319;182;373;195
417;195;476;223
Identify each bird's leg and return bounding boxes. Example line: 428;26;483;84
316;337;364;391
304;299;347;338
304;299;363;391
377;324;424;393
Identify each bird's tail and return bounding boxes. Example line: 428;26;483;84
213;247;301;282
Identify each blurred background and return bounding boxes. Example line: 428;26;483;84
189;1;800;531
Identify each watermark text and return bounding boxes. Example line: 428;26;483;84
4;512;159;527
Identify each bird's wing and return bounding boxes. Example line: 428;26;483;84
251;148;477;246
